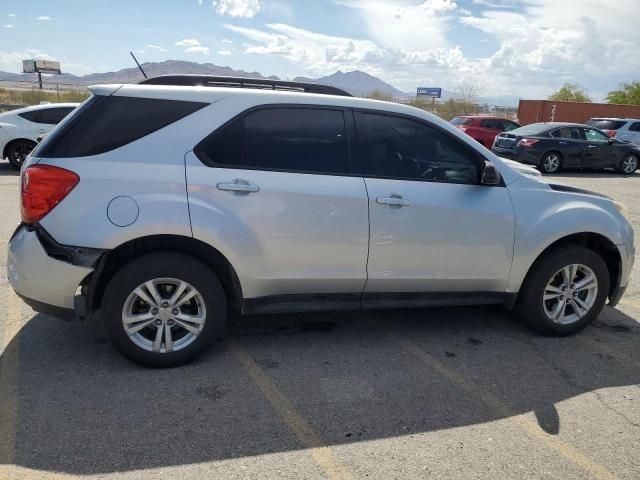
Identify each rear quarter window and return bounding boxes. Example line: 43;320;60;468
36;96;207;158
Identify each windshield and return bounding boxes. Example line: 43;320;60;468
450;117;472;126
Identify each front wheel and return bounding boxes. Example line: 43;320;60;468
540;151;562;174
6;140;36;170
516;245;609;336
618;153;638;175
102;252;227;367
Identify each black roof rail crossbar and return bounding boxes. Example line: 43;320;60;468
139;75;352;97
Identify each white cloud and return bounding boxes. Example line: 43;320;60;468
36;16;51;21
213;0;261;18
146;44;168;52
175;38;201;47
0;49;55;73
8;13;16;17
198;0;203;4
185;45;210;54
2;24;14;28
222;38;233;44
217;49;232;55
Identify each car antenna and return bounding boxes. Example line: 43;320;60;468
129;51;148;79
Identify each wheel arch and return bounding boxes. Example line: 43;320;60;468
86;234;243;316
518;232;621;300
3;137;37;159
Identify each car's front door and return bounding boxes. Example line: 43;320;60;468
356;112;515;300
582;128;613;168
186;106;369;303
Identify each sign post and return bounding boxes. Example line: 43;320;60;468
22;59;62;89
417;87;442;112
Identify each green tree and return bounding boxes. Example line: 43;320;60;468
606;81;640;105
548;83;592;102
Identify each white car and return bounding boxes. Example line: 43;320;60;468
0;103;79;169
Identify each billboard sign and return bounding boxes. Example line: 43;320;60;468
22;59;61;74
417;87;442;98
22;59;36;73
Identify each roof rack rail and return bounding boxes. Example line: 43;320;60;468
139;75;352;97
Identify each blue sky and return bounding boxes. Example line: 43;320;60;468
1;0;638;100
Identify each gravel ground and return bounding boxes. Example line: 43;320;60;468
0;162;639;480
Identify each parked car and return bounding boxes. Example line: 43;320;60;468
8;76;634;367
492;122;640;174
586;118;640;145
0;103;79;169
451;116;520;148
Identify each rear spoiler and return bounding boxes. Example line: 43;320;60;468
88;85;123;96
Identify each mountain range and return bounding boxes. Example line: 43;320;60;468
0;60;520;106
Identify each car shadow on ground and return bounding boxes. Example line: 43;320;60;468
0;304;639;474
0;162;18;177
552;168;639;179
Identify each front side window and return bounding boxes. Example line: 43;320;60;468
480;119;499;129
195;107;349;175
501;121;520;132
451;117;473;126
583;128;609;142
362;113;480;184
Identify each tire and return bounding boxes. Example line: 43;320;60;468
539;151;562;174
6;140;36;170
618;153;638;175
102;252;227;367
516;245;609;336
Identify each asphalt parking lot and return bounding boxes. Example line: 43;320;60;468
1;162;639;480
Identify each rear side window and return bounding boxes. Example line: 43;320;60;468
630;122;640;132
37;96;207;158
480;119;499;129
38;107;75;125
18;110;43;123
195;107;349;175
586;119;626;130
550;127;583;140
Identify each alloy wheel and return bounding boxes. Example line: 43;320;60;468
122;278;206;353
542;153;560;173
542;264;598;325
622;155;638;174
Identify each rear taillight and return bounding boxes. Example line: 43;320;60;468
21;165;79;224
517;138;539;148
605;130;617;138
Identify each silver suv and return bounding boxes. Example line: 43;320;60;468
7;76;635;367
586;118;640;145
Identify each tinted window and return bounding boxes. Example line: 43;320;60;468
480;119;499;129
244;109;347;174
38;96;207;158
550;127;584;140
38;107;75;125
451;117;473;126
18;110;42;123
584;128;609;142
194;118;243;168
586;119;626;130
630;122;640;132
362;113;480;184
511;124;550;136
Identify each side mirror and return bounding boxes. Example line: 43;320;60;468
481;161;501;185
607;137;615;144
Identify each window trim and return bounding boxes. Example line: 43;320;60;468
193;103;360;177
352;108;503;187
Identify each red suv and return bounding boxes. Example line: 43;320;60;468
451;116;521;148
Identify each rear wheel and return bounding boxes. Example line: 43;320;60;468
102;252;226;367
540;151;561;174
618;153;638;175
6;140;36;170
516;245;609;336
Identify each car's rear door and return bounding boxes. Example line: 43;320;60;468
581;127;614;168
186;106;369;304
356;111;514;303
